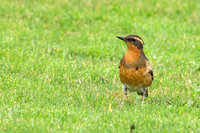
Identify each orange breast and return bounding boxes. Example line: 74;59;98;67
119;49;152;87
119;65;152;87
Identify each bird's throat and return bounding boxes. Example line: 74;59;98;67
125;48;141;63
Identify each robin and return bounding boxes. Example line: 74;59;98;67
117;35;153;107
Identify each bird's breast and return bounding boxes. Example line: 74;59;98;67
119;62;153;88
119;49;153;88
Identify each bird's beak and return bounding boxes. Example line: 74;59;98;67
117;36;125;41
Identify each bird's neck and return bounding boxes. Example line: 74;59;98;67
125;48;143;63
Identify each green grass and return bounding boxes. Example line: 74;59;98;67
0;0;200;132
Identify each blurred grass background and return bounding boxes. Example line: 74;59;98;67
0;0;200;132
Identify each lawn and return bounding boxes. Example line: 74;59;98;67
0;0;200;132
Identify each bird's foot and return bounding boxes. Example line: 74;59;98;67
142;95;145;106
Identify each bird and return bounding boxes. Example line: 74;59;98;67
117;35;153;107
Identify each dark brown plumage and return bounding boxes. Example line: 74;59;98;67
117;35;153;107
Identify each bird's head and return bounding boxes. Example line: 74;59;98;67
117;35;144;50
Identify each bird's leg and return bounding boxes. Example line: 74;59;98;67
141;88;147;105
121;94;126;108
121;84;127;108
142;95;145;105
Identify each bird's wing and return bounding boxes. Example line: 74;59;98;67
148;70;153;81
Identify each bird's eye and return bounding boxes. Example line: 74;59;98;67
132;39;136;42
128;39;136;42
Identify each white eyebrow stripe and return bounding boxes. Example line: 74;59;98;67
134;37;144;44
